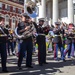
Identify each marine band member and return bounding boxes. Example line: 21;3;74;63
0;17;9;72
37;18;48;66
53;22;65;61
17;13;35;69
64;23;74;58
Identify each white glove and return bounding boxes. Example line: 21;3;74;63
35;33;38;36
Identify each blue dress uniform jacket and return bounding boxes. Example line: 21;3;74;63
0;26;9;71
0;27;8;43
36;24;47;65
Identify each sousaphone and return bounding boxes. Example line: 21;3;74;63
15;1;38;39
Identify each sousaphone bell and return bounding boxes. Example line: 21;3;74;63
25;1;38;18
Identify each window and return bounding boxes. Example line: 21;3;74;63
13;6;16;12
0;2;2;9
6;15;9;22
18;9;22;14
5;4;7;10
19;0;24;5
7;5;10;11
19;18;21;22
12;17;16;30
5;4;10;11
12;17;16;23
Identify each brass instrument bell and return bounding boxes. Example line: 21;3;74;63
25;1;38;18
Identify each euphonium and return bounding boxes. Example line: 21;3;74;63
15;23;36;39
21;23;36;39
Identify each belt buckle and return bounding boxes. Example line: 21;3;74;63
0;34;2;36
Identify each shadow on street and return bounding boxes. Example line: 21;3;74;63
0;53;75;75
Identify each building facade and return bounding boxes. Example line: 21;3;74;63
25;0;75;25
0;0;24;30
0;0;75;28
36;0;75;25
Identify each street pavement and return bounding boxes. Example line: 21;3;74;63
0;52;75;75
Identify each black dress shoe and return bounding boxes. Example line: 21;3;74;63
63;59;66;62
18;67;22;70
44;62;48;64
39;64;43;66
2;70;9;73
12;53;15;55
26;65;33;68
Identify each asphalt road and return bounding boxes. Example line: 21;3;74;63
0;52;75;75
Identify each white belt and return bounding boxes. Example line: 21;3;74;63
38;34;45;36
0;34;7;37
54;35;61;36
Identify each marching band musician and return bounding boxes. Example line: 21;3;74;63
0;17;9;72
71;24;75;57
17;13;36;70
60;23;66;49
7;29;14;56
53;22;65;61
64;23;73;58
36;18;49;66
